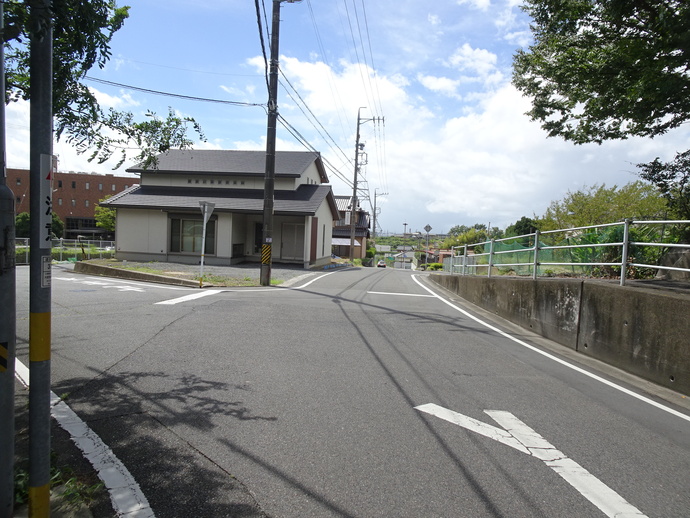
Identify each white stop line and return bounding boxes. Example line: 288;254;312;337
416;403;647;518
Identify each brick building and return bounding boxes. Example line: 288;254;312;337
6;168;138;239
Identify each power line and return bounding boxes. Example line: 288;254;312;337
84;77;265;108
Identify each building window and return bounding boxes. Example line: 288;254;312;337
16;178;21;185
58;198;63;206
16;197;21;204
58;180;63;188
170;217;215;255
72;181;76;188
99;183;103;191
71;200;76;207
85;182;90;190
112;185;116;191
85;200;89;207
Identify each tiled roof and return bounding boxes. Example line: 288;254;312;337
102;184;336;217
127;150;328;182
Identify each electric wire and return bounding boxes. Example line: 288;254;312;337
279;71;353;168
254;0;270;92
84;77;265;108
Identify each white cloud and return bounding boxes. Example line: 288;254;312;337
90;87;140;110
448;44;499;79
417;74;462;99
457;0;491;12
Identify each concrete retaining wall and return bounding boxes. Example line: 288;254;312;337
429;274;690;396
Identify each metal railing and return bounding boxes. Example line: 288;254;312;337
447;219;690;286
15;238;116;265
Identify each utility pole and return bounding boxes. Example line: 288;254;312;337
372;188;387;242
0;2;18;515
28;2;54;516
349;108;384;261
260;0;302;286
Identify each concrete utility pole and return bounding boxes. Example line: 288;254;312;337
349;108;384;261
0;3;18;516
28;2;54;515
372;188;387;242
260;0;302;286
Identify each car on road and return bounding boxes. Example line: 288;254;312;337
377;260;386;268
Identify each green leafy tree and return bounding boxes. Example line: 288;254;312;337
94;196;116;232
513;0;690;144
4;0;204;169
15;211;63;238
513;1;690;215
536;182;667;230
638;150;690;220
506;216;537;237
15;212;30;238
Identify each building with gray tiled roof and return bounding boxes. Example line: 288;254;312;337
102;150;339;268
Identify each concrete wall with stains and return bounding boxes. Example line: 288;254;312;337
429;274;690;396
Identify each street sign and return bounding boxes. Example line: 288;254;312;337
424;224;432;233
199;201;215;223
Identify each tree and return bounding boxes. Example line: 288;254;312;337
536;182;667;230
95;196;116;232
15;212;30;238
513;1;690;144
638;150;690;235
15;212;63;238
506;216;537;237
4;0;204;169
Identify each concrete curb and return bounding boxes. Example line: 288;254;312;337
74;262;200;288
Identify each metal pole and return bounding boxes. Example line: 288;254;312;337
260;0;283;286
532;229;540;280
0;2;18;513
198;201;215;288
620;219;631;286
487;239;495;278
463;244;468;275
29;2;53;515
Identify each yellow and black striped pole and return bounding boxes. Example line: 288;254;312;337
28;2;53;514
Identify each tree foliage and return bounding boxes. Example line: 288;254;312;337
505;216;538;237
536;181;667;230
513;0;690;144
637;150;690;221
4;0;204;169
94;196;116;231
15;211;63;238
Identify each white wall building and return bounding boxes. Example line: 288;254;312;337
103;150;339;268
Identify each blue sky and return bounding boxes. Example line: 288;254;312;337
7;0;690;234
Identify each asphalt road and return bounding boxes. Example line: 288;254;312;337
14;264;690;517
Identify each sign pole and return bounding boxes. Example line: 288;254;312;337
28;2;54;515
199;201;215;288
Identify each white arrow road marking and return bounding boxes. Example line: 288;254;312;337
415;403;647;518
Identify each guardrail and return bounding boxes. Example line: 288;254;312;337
15;238;116;265
448;219;690;286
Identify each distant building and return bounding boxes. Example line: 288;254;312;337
332;195;370;259
6;168;137;239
